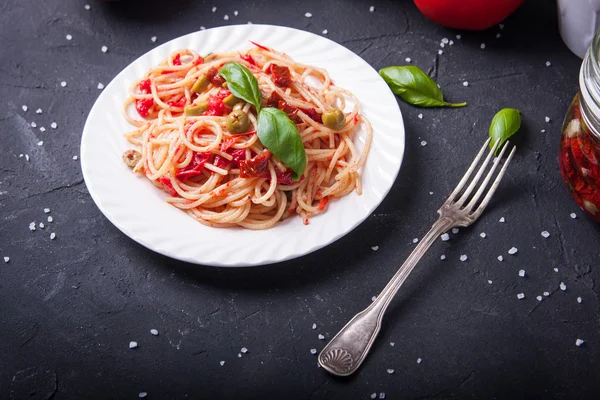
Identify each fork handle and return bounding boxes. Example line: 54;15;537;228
318;217;454;376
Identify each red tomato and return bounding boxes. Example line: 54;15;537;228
413;0;524;31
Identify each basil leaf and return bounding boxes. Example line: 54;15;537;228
218;62;262;113
489;108;521;155
379;66;466;108
257;108;306;180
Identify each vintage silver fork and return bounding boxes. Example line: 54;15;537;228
318;138;516;376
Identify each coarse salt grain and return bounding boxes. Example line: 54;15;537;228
66;34;72;41
101;45;108;53
322;29;328;35
541;231;550;238
452;228;459;234
412;238;419;243
212;6;217;12
460;254;468;262
48;216;53;222
499;24;505;29
577;297;582;303
497;255;503;261
73;155;78;160
517;293;525;299
234;10;238;16
519;269;525;277
449;40;454;45
456;34;462;39
442;38;449;44
440;254;446;260
576;338;584;347
508;247;518;255
499;217;505;222
241;347;248;354
305;12;312;18
151;36;157;43
387;368;394;374
390;342;395;347
537;295;543;301
84;4;91;10
22;105;28;112
543;291;550;296
25;154;30;161
36;108;42;114
417;358;422;364
488;280;493;284
440;42;445;48
60;81;67;87
371;245;379;251
421;140;427;146
405;57;412;63
220;361;225;366
480;43;486;49
39;223;45;229
31;122;37;128
371;394;377;399
380;394;386;399
37;141;43;146
441;233;450;241
129;341;138;349
310;348;317;355
200;26;206;30
237;353;242;358
480;232;487;238
150;329;158;336
560;282;567;291
312;323;316;330
97;83;104;90
463;81;469;87
418;113;423;119
545;116;550;122
224;14;229;20
318;334;325;340
51;122;57;129
3;257;9;263
371;296;377;302
39;127;46;132
29;222;36;231
50;232;56;240
44;208;50;213
496;33;501;39
138;393;147;399
546;61;552;67
369;6;375;12
554;267;559;272
438;50;444;55
570;212;577;219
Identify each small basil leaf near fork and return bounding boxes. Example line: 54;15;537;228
257;107;306;180
218;62;262;113
489;108;521;155
379;66;466;108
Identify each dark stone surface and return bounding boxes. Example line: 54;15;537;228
1;0;599;399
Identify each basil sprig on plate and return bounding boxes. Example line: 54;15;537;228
379;66;466;108
489;108;521;155
258;108;306;179
218;62;262;113
218;62;306;180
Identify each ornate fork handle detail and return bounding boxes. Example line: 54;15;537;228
318;217;453;376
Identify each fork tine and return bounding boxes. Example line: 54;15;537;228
446;138;492;204
455;139;501;207
464;140;510;212
471;143;516;219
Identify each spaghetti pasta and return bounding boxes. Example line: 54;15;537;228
122;44;372;229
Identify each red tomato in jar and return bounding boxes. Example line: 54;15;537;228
413;0;524;30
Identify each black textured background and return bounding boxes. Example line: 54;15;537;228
1;0;600;399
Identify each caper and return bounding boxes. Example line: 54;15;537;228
191;75;209;93
223;93;241;107
322;108;345;130
122;149;142;168
226;109;250;133
184;102;208;116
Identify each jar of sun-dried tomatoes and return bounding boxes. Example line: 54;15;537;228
560;29;600;222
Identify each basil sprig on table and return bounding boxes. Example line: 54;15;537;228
379;66;466;108
218;62;262;113
218;62;306;180
489;108;521;155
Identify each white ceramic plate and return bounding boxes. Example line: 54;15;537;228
81;24;405;267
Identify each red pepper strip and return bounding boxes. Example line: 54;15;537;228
173;54;182;65
175;152;212;180
193;56;204;66
317;197;329;211
135;98;154;118
275;170;295;185
240;53;257;66
167;97;187;108
250;41;271;51
302;108;322;124
204;88;231;116
268;64;292;87
205;67;225;86
228;148;247;168
159;177;178;197
239;150;271;178
213;155;229;169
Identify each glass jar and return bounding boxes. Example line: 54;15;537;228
559;29;600;222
